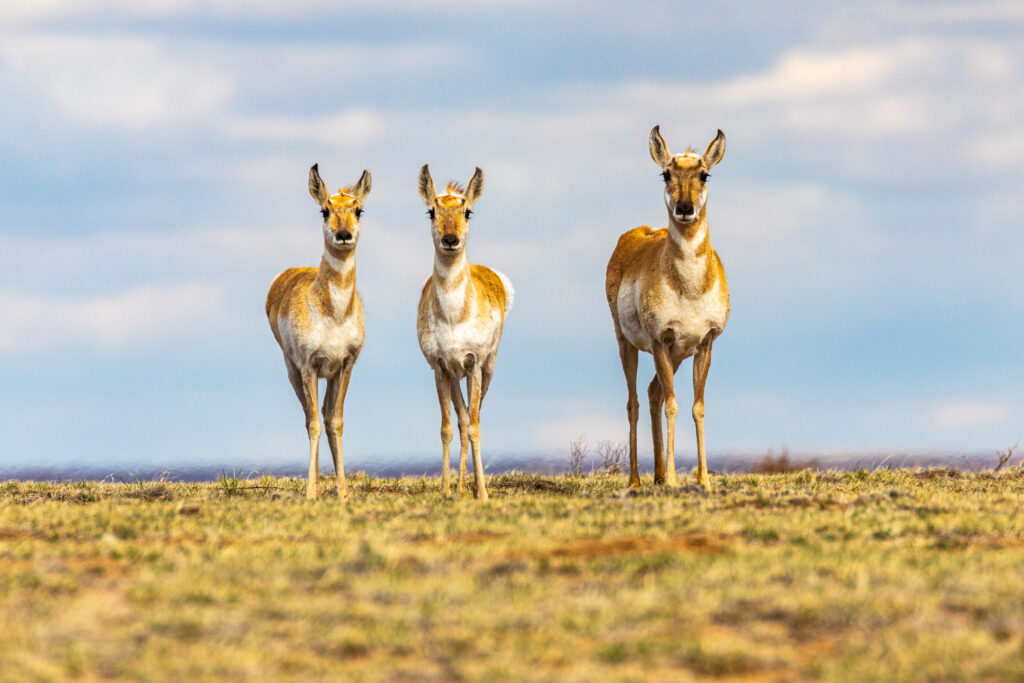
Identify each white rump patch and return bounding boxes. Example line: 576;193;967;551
491;268;514;314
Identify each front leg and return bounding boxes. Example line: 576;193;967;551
323;359;354;499
692;344;713;489
301;370;322;499
616;337;641;488
450;377;471;499
651;340;679;487
467;364;488;501
434;367;454;496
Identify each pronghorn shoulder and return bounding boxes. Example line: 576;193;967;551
470;264;511;314
610;228;667;264
608;226;667;279
266;267;317;317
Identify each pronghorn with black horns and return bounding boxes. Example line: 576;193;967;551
416;165;513;501
605;127;730;489
266;164;370;499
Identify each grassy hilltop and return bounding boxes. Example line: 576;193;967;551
2;469;1024;681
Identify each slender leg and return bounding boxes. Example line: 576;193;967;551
616;337;641;488
480;352;496;403
434;367;454;496
284;358;320;499
451;377;471;499
299;369;321;499
467;364;488;501
651;340;679;486
647;376;665;483
692;344;714;489
324;359;354;499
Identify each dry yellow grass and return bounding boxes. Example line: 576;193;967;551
2;469;1023;681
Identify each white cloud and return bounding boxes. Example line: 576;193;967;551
0;33;234;129
226;110;386;147
931;399;1012;430
612;36;1024;173
0;283;226;353
0;0;573;25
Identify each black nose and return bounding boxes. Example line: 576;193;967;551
676;201;694;216
441;234;459;248
335;230;353;242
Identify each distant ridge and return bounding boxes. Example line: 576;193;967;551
0;450;1011;482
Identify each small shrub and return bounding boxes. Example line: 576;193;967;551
569;435;588;477
994;441;1019;472
594;440;626;475
749;450;819;474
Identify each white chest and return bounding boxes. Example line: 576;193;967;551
419;290;500;374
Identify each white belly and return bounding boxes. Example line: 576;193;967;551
617;276;728;359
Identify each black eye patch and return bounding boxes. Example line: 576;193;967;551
700;172;710;182
465;209;473;219
427;208;436;219
355;208;363;218
661;170;671;182
321;208;329;219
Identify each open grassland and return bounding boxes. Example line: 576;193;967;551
2;469;1024;681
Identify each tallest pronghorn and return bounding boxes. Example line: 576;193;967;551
605;127;730;489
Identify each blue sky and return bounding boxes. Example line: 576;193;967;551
1;1;1021;474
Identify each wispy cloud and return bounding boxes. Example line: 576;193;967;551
0;283;226;353
930;399;1012;431
0;33;234;129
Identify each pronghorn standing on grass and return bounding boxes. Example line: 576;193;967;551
605;127;730;489
266;164;371;500
416;165;513;501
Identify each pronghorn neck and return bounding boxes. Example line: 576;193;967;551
662;214;712;296
433;250;471;288
313;248;357;316
432;251;474;323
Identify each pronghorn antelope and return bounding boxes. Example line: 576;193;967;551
416;165;513;501
605;127;730;489
265;164;370;499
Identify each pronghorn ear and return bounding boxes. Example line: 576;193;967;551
352;170;371;201
418;164;437;205
309;164;330;206
465;167;484;204
702;129;726;169
649;125;672;168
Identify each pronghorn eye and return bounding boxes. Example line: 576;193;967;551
321;208;329;219
427;209;435;220
700;172;710;182
465;209;472;219
661;170;670;182
355;208;363;218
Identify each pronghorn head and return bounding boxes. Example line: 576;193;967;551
649;126;725;228
308;164;371;255
418;164;483;257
